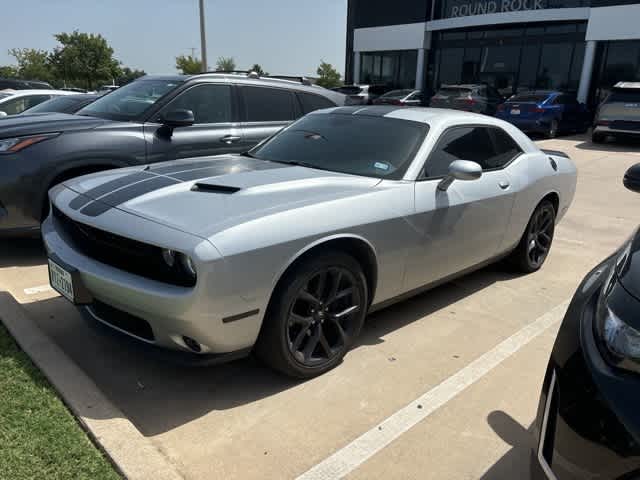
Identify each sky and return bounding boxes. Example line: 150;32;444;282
0;0;348;77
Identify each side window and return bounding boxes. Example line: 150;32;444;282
243;86;296;122
298;92;336;114
25;95;51;110
1;95;50;115
161;84;232;124
487;128;522;169
423;126;521;178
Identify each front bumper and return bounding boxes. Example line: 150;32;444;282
594;125;640;139
532;257;640;479
42;206;264;358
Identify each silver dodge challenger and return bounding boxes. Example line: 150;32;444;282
44;106;577;378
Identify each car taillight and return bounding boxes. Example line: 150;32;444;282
533;106;545;113
463;97;475;105
497;104;505;112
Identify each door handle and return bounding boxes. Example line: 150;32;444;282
220;135;241;144
499;181;510;190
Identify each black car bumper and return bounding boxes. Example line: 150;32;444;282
532;257;640;479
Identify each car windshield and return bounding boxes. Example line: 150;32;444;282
381;89;415;99
508;93;549;103
250;113;429;180
437;88;472;96
76;79;182;121
25;96;83;113
606;90;640;103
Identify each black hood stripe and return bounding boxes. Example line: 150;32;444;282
80;176;179;217
69;171;152;210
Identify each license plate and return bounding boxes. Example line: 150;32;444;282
511;109;520;115
49;259;75;302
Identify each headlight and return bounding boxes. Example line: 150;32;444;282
595;254;640;373
0;133;59;153
160;248;196;284
179;253;197;279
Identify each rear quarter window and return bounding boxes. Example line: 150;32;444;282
297;92;336;114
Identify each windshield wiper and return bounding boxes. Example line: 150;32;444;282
239;151;255;158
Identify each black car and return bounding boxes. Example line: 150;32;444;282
18;94;99;115
0;73;344;236
0;78;53;90
531;164;640;480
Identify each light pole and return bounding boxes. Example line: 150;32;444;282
199;0;208;72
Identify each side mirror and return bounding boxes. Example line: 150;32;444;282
0;111;7;117
160;109;194;128
623;163;640;193
438;160;482;191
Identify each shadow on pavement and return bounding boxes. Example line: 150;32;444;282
480;411;534;479
0;238;46;268
574;137;640;153
20;263;523;436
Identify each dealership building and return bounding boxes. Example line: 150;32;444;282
344;0;640;104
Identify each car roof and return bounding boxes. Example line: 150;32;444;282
614;82;640;90
0;89;74;98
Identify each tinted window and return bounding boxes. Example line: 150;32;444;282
298;92;336;114
162;84;232;124
509;93;549;103
250;113;429;180
424;126;519;178
0;95;50;115
77;79;181;121
244;86;296;122
25;95;85;114
606;90;640;103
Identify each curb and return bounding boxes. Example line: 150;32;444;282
0;291;184;480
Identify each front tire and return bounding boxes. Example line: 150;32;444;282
509;200;556;273
255;251;368;378
547;119;559;139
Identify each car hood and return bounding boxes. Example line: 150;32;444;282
0;112;107;137
61;155;381;238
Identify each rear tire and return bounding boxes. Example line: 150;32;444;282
509;200;556;273
255;251;368;378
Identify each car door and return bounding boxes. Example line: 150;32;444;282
144;83;243;163
405;125;520;290
236;85;300;152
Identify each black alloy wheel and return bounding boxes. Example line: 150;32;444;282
287;267;362;367
509;200;556;273
255;251;368;378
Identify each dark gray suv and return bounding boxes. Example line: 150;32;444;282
0;73;345;236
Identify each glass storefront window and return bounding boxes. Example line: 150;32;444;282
538;43;574;90
518;44;541;92
360;50;418;89
568;42;585;91
438;48;464;85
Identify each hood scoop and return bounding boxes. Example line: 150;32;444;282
191;183;241;194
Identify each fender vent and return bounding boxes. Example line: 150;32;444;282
191;183;240;194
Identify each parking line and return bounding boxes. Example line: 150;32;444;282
24;284;54;295
296;299;570;480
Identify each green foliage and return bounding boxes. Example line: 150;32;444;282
316;61;342;89
50;31;121;90
117;67;146;85
175;55;202;75
250;64;269;76
8;48;53;82
0;324;119;479
0;65;18;78
216;56;236;72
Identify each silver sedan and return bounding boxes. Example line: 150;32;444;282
44;106;577;378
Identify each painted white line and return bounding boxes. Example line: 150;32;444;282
23;284;54;295
296;299;570;480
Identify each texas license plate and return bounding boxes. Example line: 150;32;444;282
511;109;521;115
48;259;75;302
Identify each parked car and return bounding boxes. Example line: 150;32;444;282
0;78;53;90
429;84;504;115
96;85;119;95
372;89;424;106
496;91;590;138
531;163;640;480
44;107;576;378
0;89;75;116
333;84;391;105
17;94;99;115
0;73;345;236
60;87;87;93
592;82;640;143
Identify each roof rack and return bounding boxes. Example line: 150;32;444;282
197;70;313;86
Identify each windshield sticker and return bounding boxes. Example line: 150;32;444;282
374;162;390;171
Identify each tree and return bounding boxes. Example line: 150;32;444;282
249;64;268;76
215;57;236;72
116;66;146;85
9;48;53;82
0;65;18;78
175;55;202;75
315;61;341;89
50;31;121;90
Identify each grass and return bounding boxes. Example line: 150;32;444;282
0;322;120;480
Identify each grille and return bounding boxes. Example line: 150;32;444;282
89;300;155;341
52;205;195;287
611;120;640;131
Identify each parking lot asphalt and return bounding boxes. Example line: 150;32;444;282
1;134;639;479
